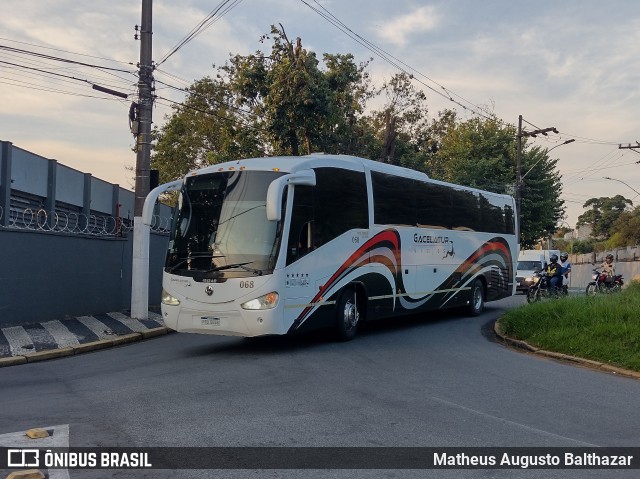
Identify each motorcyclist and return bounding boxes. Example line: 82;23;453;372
601;253;616;283
559;252;571;284
545;254;564;291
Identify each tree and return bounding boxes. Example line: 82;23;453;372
320;52;373;155
152;25;373;180
432;116;514;192
368;72;429;166
607;205;640;246
427;117;564;248
519;146;565;248
151;77;264;183
576;195;633;239
151;26;564;249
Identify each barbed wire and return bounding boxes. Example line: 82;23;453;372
0;207;172;236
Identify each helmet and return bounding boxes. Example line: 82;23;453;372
606;253;614;261
549;254;558;263
560;252;568;262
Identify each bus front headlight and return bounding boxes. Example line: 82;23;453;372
161;289;180;306
241;292;279;310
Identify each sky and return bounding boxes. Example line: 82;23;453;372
1;0;639;228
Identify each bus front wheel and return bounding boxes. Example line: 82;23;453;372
335;287;360;341
468;279;485;316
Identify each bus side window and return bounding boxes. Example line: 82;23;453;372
286;185;313;265
297;221;314;256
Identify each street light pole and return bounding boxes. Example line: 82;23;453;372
521;139;575;181
603;176;640;198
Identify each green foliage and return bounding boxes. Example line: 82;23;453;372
576;195;633;239
433;116;515;191
519;146;565;248
151;76;265;183
427;118;564;248
608;205;640;246
499;284;640;371
151;26;564;248
570;238;595;254
369;72;430;166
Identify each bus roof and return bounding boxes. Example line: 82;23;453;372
187;153;425;178
186;154;513;200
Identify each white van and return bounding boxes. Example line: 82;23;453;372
515;250;560;293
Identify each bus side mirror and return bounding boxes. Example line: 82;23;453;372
142;179;183;226
266;170;316;221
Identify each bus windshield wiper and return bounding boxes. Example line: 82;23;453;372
168;253;225;273
206;262;262;275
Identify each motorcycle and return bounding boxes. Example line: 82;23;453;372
585;269;624;296
526;271;568;303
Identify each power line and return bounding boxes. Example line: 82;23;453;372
562;150;626;183
0;78;127;101
0;55;135;91
155;67;192;86
564;160;638;183
156;0;244;67
299;0;496;121
0;36;135;66
155;95;267;134
0;42;138;92
552;131;619;146
0;44;136;74
0;59;130;98
154;78;258;119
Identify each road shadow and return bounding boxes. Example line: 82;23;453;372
180;304;503;359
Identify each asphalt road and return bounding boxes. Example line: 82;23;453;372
1;295;639;479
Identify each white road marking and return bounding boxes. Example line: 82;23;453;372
107;312;149;332
2;326;35;356
76;315;116;340
40;320;80;347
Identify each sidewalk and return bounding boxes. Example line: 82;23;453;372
0;311;169;367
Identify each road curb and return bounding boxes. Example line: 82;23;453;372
493;320;640;381
0;356;27;367
0;327;172;368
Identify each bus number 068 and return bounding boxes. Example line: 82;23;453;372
240;281;254;289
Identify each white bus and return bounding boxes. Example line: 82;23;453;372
154;154;517;340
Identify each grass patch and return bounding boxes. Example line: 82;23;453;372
498;283;640;371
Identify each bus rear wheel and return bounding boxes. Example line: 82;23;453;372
468;279;485;316
335;287;360;341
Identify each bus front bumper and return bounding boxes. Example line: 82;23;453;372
161;304;287;337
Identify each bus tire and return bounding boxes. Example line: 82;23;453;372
335;287;360;341
468;279;485;316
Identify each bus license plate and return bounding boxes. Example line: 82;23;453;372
200;316;221;326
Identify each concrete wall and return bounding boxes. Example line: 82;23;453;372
564;261;640;290
0;140;172;328
0;229;168;328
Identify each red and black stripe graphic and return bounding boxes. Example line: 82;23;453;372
292;231;513;330
434;237;512;308
292;230;403;329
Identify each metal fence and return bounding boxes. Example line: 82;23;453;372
0;205;172;236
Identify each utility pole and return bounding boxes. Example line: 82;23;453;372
515;115;523;242
618;142;640;157
131;0;154;320
515;115;558;244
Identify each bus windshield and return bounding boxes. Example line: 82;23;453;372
165;170;285;278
